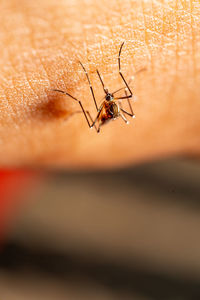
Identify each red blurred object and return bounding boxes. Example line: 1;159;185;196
0;170;37;243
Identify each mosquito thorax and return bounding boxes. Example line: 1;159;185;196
105;93;113;101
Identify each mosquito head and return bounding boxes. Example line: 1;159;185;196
105;93;113;101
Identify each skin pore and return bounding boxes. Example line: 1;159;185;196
0;0;199;168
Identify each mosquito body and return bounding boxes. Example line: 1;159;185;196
98;97;120;126
54;42;141;133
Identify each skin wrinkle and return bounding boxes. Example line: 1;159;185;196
190;0;197;79
0;1;192;91
0;0;199;167
1;44;19;120
0;11;37;119
23;12;52;100
168;0;180;112
0;88;15;125
141;1;155;88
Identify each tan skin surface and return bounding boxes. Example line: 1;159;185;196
0;0;199;168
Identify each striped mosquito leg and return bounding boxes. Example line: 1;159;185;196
79;61;98;111
118;90;135;119
124;89;135;117
53;89;93;129
118;42;133;98
85;110;99;133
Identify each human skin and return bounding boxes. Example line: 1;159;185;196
0;0;199;168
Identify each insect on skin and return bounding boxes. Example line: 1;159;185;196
53;42;142;133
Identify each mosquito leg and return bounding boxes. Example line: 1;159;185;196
85;110;99;132
118;101;128;124
64;110;99;132
97;124;101;133
120;108;135;119
120;112;129;124
124;89;135;117
112;78;133;95
91;104;103;129
79;61;98;111
53;89;92;129
118;42;133;98
113;69;146;96
118;93;135;119
96;69;108;94
119;93;135;119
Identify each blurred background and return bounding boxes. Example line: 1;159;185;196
0;158;200;300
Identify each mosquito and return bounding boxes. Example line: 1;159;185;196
53;42;143;133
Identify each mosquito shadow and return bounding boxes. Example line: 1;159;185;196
28;92;73;122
